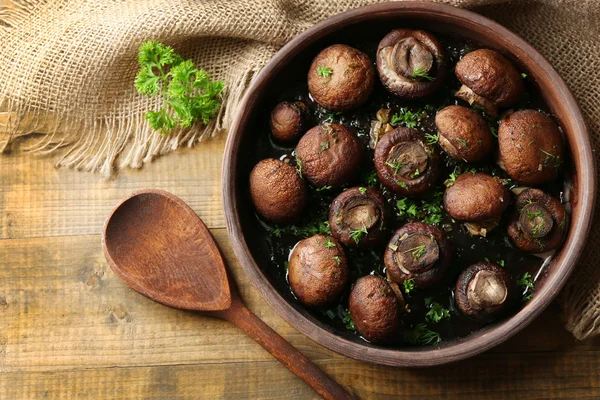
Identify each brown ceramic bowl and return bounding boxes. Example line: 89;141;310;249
222;2;596;366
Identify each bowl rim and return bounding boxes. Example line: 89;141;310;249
222;1;597;367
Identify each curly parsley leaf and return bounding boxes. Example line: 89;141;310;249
135;41;224;135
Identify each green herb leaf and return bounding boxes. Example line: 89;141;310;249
341;308;356;331
332;255;342;265
404;323;441;346
358;187;367;195
411;68;436;81
316;185;332;192
317;66;333;79
349;224;368;244
425;300;451;323
403;278;415;295
324;237;336;248
424;132;439;145
135;41;224;135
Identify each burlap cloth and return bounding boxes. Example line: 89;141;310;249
0;0;598;339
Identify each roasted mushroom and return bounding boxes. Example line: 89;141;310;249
329;187;388;248
348;275;403;343
435;105;493;162
295;123;363;188
307;44;375;111
443;172;510;236
249;158;308;224
288;234;349;307
384;222;452;289
376;29;446;98
455;262;517;322
455;49;524;117
374;127;440;196
270;101;311;143
507;188;567;253
498;110;563;185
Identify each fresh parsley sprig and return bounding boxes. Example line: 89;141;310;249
135;41;225;135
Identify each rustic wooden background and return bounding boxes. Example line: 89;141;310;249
1;132;599;399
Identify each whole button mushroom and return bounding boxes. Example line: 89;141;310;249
507;188;567;253
455;262;517;322
269;101;311;143
374;127;440;196
443;172;511;236
376;29;446;98
307;44;375;111
288;234;349;307
498;110;564;186
249;158;308;224
455;49;524;117
348;275;403;344
435;105;494;162
295;123;363;188
384;222;452;289
328;186;388;248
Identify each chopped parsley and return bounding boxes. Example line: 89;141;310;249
455;137;468;148
385;159;406;175
358;187;367;195
349;225;368;244
403;278;415;295
404;323;441;346
398;181;409;190
404;245;427;260
324;237;336;248
424;132;439;145
424;298;451;323
317;66;333;79
332;256;342;265
390;109;426;128
411;67;436;81
320;140;330;151
518;272;535;301
316;185;332;192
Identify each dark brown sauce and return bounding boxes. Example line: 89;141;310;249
249;34;567;346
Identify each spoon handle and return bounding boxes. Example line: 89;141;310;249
220;302;356;400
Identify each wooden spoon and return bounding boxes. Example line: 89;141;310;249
102;189;354;400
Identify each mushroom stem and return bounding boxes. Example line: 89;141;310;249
455;84;498;117
467;270;508;308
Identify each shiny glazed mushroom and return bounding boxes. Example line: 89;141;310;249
295;123;363;188
455;49;524;117
435;105;493;162
307;44;376;111
498;109;564;185
443;172;511;236
269;101;311;143
348;275;403;344
288;234;349;307
384;222;452;289
507;188;567;253
374;127;440;196
249;158;308;224
328;187;388;248
455;262;517;322
376;29;446;98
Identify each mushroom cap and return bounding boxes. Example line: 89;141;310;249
455;49;523;113
455;262;517;322
384;222;452;289
435;105;494;162
507;188;567;253
270;101;311;143
307;44;375;111
376;29;446;98
374;127;440;196
249;158;308;224
288;234;349;307
498;110;564;185
295;123;363;188
349;275;403;344
443;172;510;222
328;187;388;248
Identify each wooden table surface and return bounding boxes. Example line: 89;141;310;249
1;133;599;400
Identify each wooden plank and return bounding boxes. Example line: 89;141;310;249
1;350;600;400
1;230;600;376
0;136;226;240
